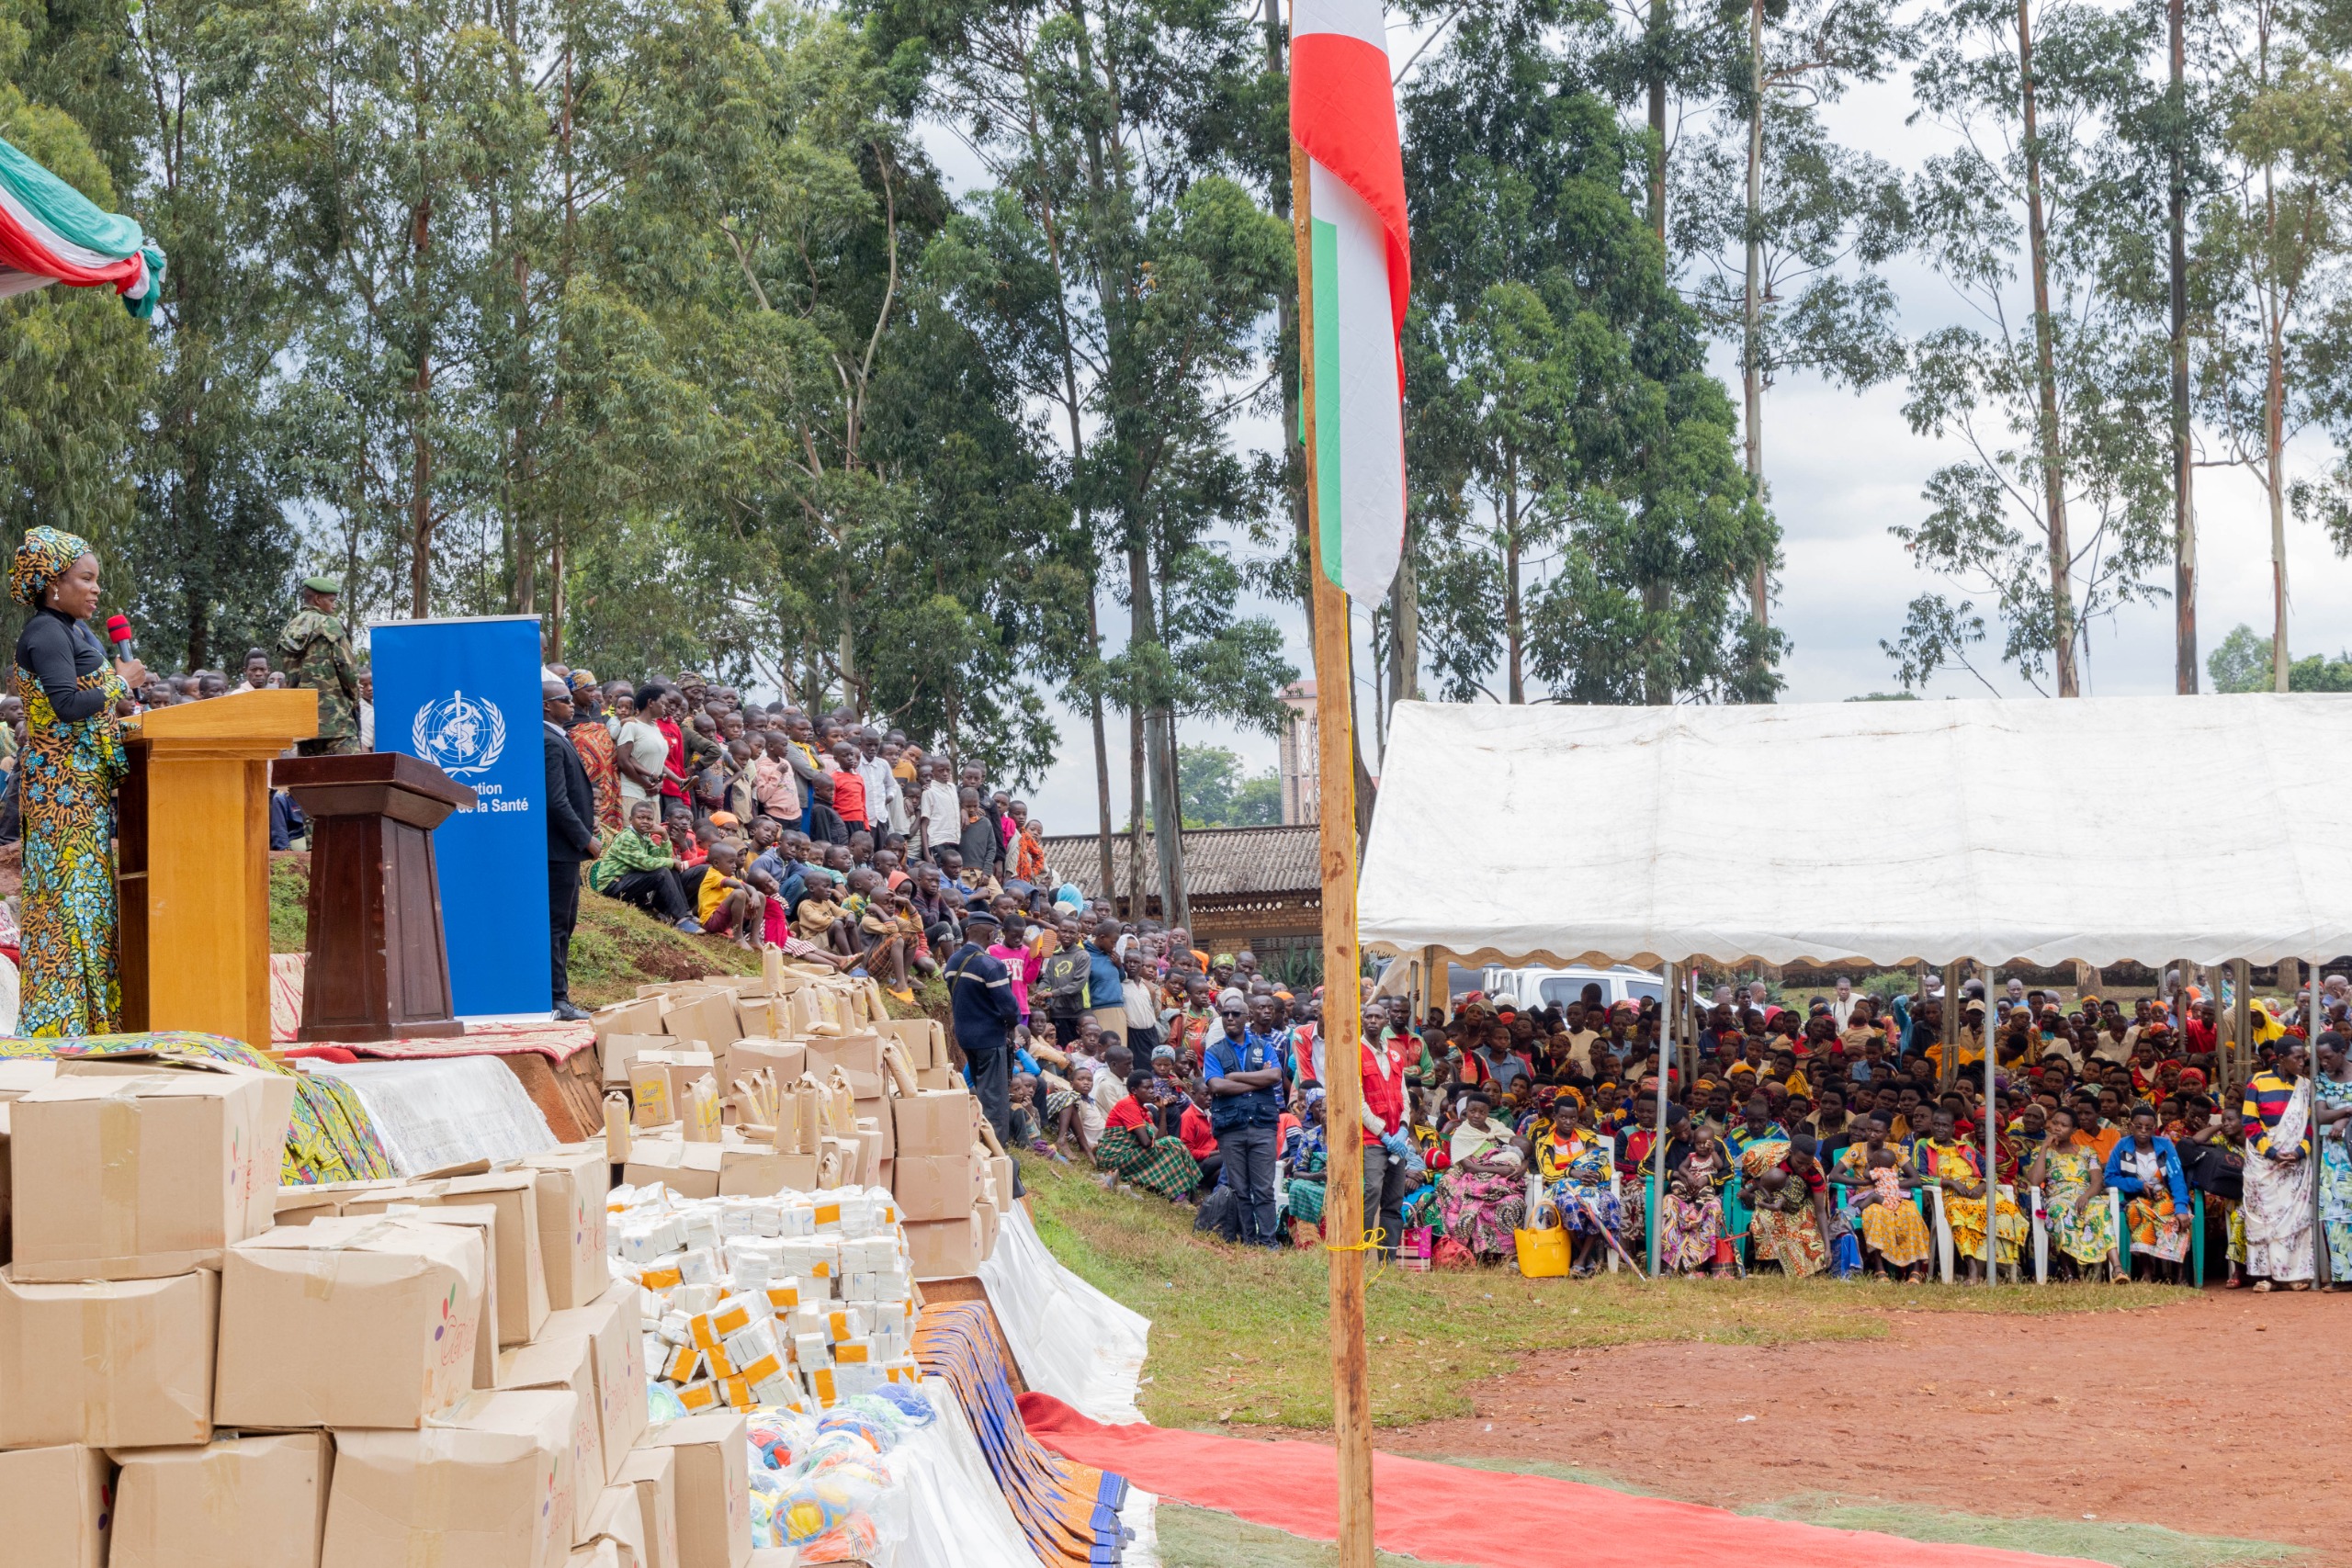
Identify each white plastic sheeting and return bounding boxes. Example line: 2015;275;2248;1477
893;1382;1043;1568
978;1203;1150;1426
1361;694;2352;969
298;1055;554;1176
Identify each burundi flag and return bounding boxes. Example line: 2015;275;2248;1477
0;135;164;317
1291;0;1410;606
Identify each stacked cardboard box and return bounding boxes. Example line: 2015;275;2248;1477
598;953;1008;1280
0;1050;741;1568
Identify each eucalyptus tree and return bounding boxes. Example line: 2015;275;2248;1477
1406;19;1776;707
1885;0;2173;696
1679;0;1909;649
877;0;1295;919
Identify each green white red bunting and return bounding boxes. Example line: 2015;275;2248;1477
0;134;164;317
1292;0;1409;605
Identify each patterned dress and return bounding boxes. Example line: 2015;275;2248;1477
571;717;624;836
1740;1142;1828;1278
2319;1074;2352;1280
2040;1144;2118;1266
1653;1144;1728;1273
16;654;128;1036
1834;1144;1932;1267
1093;1116;1202;1201
1917;1137;2028;1266
1542;1125;1623;1236
1436;1122;1526;1258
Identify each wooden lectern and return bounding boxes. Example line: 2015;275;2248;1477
271;751;476;1043
118;688;319;1049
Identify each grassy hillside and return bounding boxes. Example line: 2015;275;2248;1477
269;853;760;1009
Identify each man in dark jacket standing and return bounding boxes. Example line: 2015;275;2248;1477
542;677;599;1021
943;908;1023;1195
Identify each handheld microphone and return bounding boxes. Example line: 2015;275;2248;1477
104;614;135;663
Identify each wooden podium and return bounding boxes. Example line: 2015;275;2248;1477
118;688;319;1049
270;751;476;1043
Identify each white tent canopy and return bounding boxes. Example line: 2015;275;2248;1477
1358;694;2352;971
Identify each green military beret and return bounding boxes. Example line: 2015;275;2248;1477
301;574;342;595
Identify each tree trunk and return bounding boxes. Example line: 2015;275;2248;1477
2267;164;2290;693
1647;0;1668;248
1088;593;1114;901
407;50;435;620
1744;0;1769;639
1151;708;1188;929
1126;699;1146;920
1503;470;1523;704
2017;0;2077;695
1386;549;1417;716
2169;0;2195;694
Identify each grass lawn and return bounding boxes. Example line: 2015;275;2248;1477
1020;1159;2181;1431
1152;1492;2296;1568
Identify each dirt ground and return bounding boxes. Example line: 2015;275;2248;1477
1387;1291;2346;1560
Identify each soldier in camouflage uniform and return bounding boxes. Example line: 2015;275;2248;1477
278;574;363;756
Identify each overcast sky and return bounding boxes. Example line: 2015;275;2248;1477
921;40;2352;840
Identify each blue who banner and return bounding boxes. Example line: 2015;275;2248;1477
370;615;551;1017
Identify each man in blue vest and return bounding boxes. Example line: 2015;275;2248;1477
1204;987;1285;1247
944;909;1023;1196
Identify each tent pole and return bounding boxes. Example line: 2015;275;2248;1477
1984;961;1999;1286
1293;124;1374;1568
2230;959;2251;1099
1651;967;1671;1276
1939;963;1961;1090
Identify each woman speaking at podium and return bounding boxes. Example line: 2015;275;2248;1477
11;527;143;1035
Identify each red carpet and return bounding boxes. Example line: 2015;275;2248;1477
1018;1394;2104;1568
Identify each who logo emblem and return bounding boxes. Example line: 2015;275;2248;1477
411;689;509;776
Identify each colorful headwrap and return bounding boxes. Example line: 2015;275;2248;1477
10;526;90;606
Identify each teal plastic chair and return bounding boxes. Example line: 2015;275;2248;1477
1723;1175;1753;1273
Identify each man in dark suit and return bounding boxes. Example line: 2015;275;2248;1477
943;909;1023;1197
542;677;600;1021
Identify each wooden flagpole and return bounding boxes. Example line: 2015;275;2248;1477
1292;121;1378;1568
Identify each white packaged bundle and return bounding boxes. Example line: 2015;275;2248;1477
722;1319;781;1373
617;1222;667;1264
752;1368;805;1410
682;1210;722;1251
778;1238;839;1279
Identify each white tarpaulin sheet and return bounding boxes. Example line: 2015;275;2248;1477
298;1056;555;1176
1360;694;2352;969
978;1203;1150;1425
